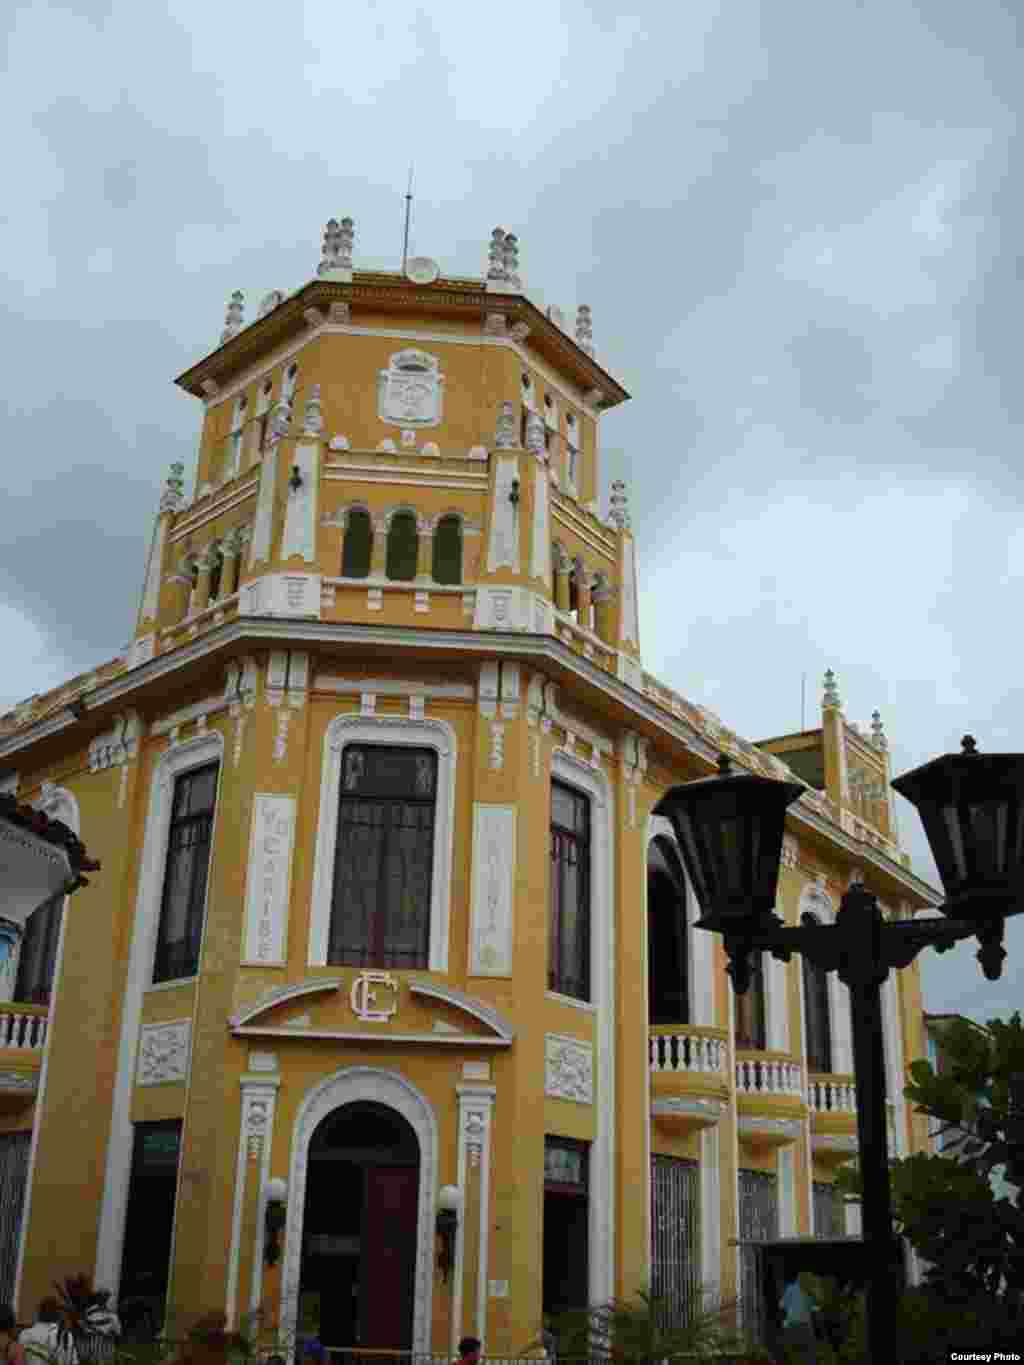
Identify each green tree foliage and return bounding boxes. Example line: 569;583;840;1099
834;1011;1024;1321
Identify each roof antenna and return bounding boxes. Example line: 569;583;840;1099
401;165;413;273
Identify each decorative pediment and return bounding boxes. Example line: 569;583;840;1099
229;975;514;1046
230;977;343;1029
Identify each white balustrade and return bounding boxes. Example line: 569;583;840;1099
806;1075;858;1113
0;1009;48;1051
735;1055;804;1097
649;1028;727;1077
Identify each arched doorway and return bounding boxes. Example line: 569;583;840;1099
647;836;689;1025
298;1102;420;1351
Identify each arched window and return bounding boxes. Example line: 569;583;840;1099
386;511;418;581
647;837;689;1025
432;515;462;585
15;892;63;1005
208;546;223;602
734;951;766;1050
801;911;832;1072
342;509;372;579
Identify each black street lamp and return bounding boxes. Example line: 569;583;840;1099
653;737;1024;1364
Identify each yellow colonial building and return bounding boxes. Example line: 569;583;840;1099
0;216;939;1355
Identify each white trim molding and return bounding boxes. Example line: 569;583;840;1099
308;714;457;972
230;978;343;1028
551;748;615;1306
225;1071;280;1327
14;784;78;1310
280;1067;438;1353
95;731;224;1296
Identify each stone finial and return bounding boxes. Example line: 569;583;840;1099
575;304;594;356
525;411;545;455
487;227;507;280
495;400;516;448
338;217;355;268
318;218;340;275
258;290;284;318
160;460;186;513
269;397;291;442
503;233;521;288
220;290;244;342
823;669;841;709
609;480;630;530
870;709;887;750
303;384;324;436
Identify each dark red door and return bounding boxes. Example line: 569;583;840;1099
359;1165;419;1349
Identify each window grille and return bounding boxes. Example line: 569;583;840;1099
0;1132;30;1304
738;1170;778;1341
329;745;437;969
153;762;218;983
651;1155;699;1328
549;781;590;1000
813;1181;843;1237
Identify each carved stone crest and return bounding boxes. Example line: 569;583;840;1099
377;350;444;427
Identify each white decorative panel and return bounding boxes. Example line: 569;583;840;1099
137;1019;191;1086
545;1033;594;1104
238;574;322;619
531;464;551;586
377;349;444;427
474;585;529;631
242;795;296;965
620;535;639;645
469;805;516;977
486;456;521;572
281;443;318;562
249;448;277;566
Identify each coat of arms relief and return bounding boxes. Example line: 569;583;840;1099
377;349;445;427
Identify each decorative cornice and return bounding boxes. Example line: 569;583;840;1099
0;619;938;906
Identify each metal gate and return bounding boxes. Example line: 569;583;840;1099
738;1169;778;1340
650;1156;699;1327
813;1181;843;1238
0;1132;31;1304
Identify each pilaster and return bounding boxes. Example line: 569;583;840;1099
226;1069;280;1330
454;1086;496;1351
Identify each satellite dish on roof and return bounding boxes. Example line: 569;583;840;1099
405;256;440;284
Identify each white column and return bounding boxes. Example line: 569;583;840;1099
246;1076;281;1320
699;1124;721;1314
454;1085;496;1352
776;1145;797;1238
765;952;789;1053
225;1069;280;1328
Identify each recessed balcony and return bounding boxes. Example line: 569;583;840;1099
648;1024;730;1131
736;1049;806;1146
807;1071;860;1162
0;1004;48;1112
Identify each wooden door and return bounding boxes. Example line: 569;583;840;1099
359;1165;419;1349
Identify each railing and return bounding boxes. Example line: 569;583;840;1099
0;1004;48;1051
553;611;617;674
734;1051;803;1097
806;1072;857;1113
649;1025;728;1077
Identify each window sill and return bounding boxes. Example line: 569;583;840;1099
546;991;596;1013
145;976;198;995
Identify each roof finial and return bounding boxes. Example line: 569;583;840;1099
318;218;340;275
338;217;354;269
220;290;244;343
487;227;507;282
823;669;841;709
870;709;887;750
160;461;186;513
502;232;521;290
495;400;516;449
609;479;631;530
575;304;594;356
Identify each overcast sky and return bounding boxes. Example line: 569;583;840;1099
2;0;1022;1029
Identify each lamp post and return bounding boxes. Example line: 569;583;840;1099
653;737;1024;1364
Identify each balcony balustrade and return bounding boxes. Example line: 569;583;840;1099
649;1024;730;1132
0;1003;48;1110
